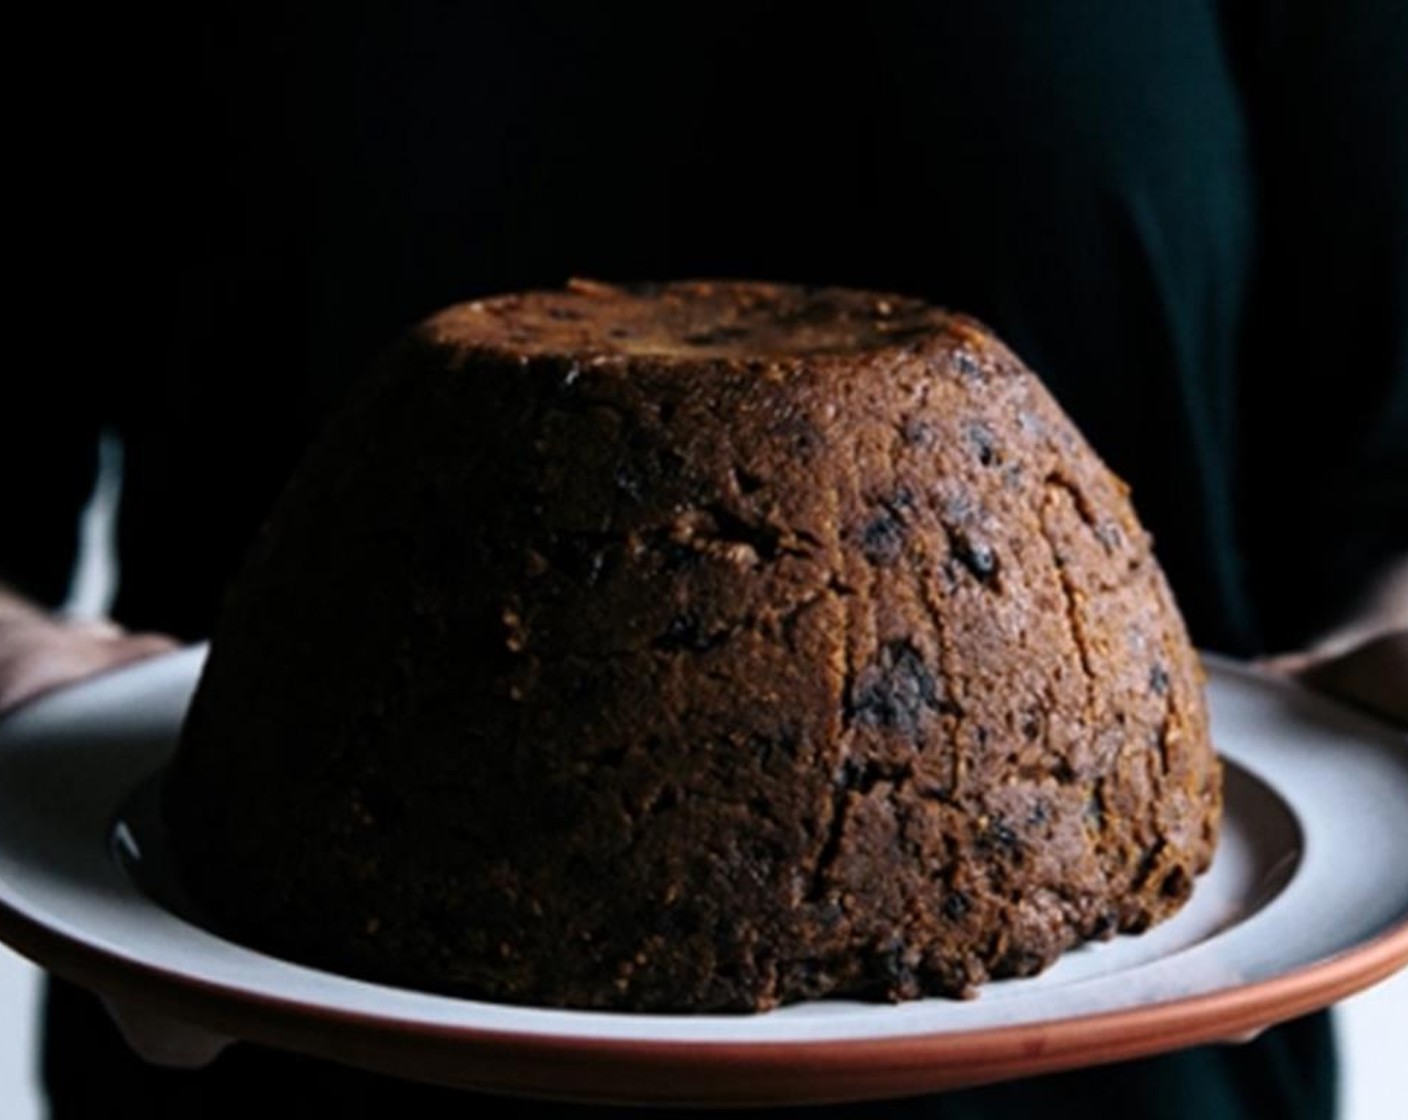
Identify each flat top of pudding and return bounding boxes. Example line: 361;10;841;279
422;278;958;362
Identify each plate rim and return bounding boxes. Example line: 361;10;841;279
1;650;1405;1104
4;888;1407;1103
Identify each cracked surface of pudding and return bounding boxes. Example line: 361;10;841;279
164;278;1221;1011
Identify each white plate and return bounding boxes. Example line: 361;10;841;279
0;647;1405;1106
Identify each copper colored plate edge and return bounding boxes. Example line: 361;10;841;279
3;892;1408;1107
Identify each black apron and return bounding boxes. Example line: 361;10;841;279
12;2;1407;1116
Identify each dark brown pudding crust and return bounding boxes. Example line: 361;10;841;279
163;279;1221;1011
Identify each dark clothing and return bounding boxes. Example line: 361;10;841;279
8;2;1407;1116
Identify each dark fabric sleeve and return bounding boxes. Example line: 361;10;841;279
0;383;100;610
1234;0;1408;649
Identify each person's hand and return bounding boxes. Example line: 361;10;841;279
0;609;177;716
1267;629;1408;729
0;592;205;1062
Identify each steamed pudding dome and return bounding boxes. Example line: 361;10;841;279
163;278;1220;1011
